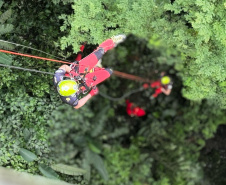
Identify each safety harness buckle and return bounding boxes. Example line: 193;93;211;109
69;62;91;94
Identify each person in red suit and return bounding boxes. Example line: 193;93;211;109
126;100;146;117
143;72;173;99
53;34;126;109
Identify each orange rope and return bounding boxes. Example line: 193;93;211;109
0;49;152;83
0;49;71;64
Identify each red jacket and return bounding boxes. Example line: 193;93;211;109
126;100;146;117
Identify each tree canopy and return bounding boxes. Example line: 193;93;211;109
0;0;225;185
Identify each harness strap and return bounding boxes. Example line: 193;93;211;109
80;79;90;94
68;62;92;94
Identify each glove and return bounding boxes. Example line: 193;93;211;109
89;86;99;97
142;83;149;89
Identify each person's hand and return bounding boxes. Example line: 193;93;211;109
89;86;99;97
142;83;149;89
160;72;165;76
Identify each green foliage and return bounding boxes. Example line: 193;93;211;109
0;1;225;185
91;145;140;185
0;1;14;50
51;164;86;176
0;56;57;174
47;103;111;182
60;0;160;52
0;23;13;35
60;0;226;108
19;148;38;162
0;52;13;64
94;37;226;184
199;126;226;185
2;0;72;57
0;31;225;185
154;0;226;107
91;144;155;185
38;164;59;180
0;9;12;24
51;0;73;5
85;149;109;181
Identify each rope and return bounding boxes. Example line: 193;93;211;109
0;39;72;63
0;41;114;71
0;47;152;83
0;40;153;99
0;63;146;101
0;49;71;64
0;63;54;75
98;87;145;101
113;70;153;83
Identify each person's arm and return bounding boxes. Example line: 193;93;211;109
59;64;71;74
54;65;70;87
74;94;92;109
73;87;99;109
161;87;171;95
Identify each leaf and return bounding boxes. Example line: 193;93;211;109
0;24;13;35
51;164;86;176
38;164;59;180
107;127;129;139
82;158;91;182
19;148;37;162
73;136;87;147
0;1;3;9
23;128;31;141
154;0;170;6
0;52;13;65
88;142;101;154
91;105;110;137
0;9;12;24
86;149;109;181
162;109;177;117
219;81;226;87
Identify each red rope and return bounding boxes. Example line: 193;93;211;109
0;49;152;83
113;70;153;83
0;49;71;64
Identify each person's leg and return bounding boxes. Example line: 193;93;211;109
74;43;86;62
98;39;115;52
78;35;126;74
75;53;82;62
84;68;113;87
77;39;115;74
152;87;162;98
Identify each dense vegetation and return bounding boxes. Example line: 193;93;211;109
0;0;225;185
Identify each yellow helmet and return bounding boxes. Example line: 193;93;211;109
161;76;171;85
57;80;79;96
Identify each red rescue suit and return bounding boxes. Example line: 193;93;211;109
126;100;146;117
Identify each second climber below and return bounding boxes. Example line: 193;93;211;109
53;34;126;109
143;72;173;98
150;72;173;98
